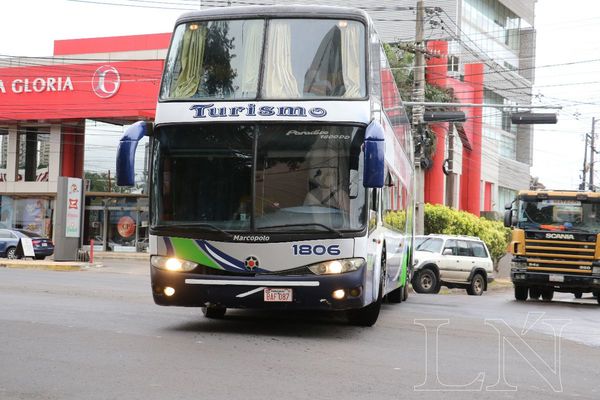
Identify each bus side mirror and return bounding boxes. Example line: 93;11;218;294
116;121;152;187
363;120;385;188
504;210;513;228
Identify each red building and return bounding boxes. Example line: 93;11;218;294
423;40;486;216
0;33;169;249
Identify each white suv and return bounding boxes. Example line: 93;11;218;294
411;235;494;295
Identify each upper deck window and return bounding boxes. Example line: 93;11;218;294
162;19;264;100
161;18;366;101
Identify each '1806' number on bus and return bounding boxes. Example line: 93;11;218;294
292;244;341;256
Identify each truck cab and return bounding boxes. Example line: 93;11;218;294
505;190;600;303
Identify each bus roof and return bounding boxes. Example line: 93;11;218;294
517;190;600;199
176;5;370;25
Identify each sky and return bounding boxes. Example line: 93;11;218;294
0;0;599;190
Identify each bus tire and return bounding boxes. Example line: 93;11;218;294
386;285;403;303
347;298;381;327
349;255;384;326
402;283;409;301
201;305;226;319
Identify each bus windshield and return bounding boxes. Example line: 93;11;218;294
518;199;600;232
152;123;366;233
160;18;366;100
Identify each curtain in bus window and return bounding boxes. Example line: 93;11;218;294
341;23;361;98
303;26;345;97
172;24;207;98
303;131;350;212
264;21;299;98
240;21;263;97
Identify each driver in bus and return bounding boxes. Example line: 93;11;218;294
304;167;349;211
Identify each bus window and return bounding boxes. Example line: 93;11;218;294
263;19;366;99
162;19;265;100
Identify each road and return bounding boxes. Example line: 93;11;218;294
1;261;600;400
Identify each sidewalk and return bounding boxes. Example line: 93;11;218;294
0;251;149;272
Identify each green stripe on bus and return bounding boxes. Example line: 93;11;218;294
170;237;221;269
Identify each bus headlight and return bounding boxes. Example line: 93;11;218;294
151;256;198;272
308;258;365;275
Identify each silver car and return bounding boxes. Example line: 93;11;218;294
412;235;494;295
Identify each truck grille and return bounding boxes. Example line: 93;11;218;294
524;232;595;274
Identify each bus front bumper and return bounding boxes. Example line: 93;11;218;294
151;265;369;311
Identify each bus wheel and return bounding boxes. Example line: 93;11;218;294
348;259;384;326
386;285;403;303
347;298;381;327
541;289;554;302
202;305;226;319
514;285;528;301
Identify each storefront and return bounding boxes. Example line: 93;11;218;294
0;32;169;252
83;193;149;253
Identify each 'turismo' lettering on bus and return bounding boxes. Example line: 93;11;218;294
189;103;327;119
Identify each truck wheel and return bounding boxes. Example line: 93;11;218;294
514;285;528;301
467;273;485;296
529;287;542;300
201;305;226;319
413;268;438;294
574;291;583;299
541;289;554;301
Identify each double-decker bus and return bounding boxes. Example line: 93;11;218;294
117;5;414;326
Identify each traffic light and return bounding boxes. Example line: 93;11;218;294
511;113;557;124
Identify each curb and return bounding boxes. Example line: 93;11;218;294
0;260;86;272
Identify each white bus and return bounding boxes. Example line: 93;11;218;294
117;5;415;326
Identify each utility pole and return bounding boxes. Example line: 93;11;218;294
445;124;456;207
590;117;596;191
413;0;426;235
581;134;588;190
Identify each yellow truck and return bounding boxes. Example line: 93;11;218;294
504;190;600;303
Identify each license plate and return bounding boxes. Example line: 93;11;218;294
264;288;293;302
549;274;564;283
41;243;47;247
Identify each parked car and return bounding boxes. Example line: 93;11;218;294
412;235;494;296
0;229;54;260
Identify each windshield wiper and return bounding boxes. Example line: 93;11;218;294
153;223;232;237
257;223;343;236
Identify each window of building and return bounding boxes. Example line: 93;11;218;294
497;186;516;213
499;133;517;159
17;128;50;182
